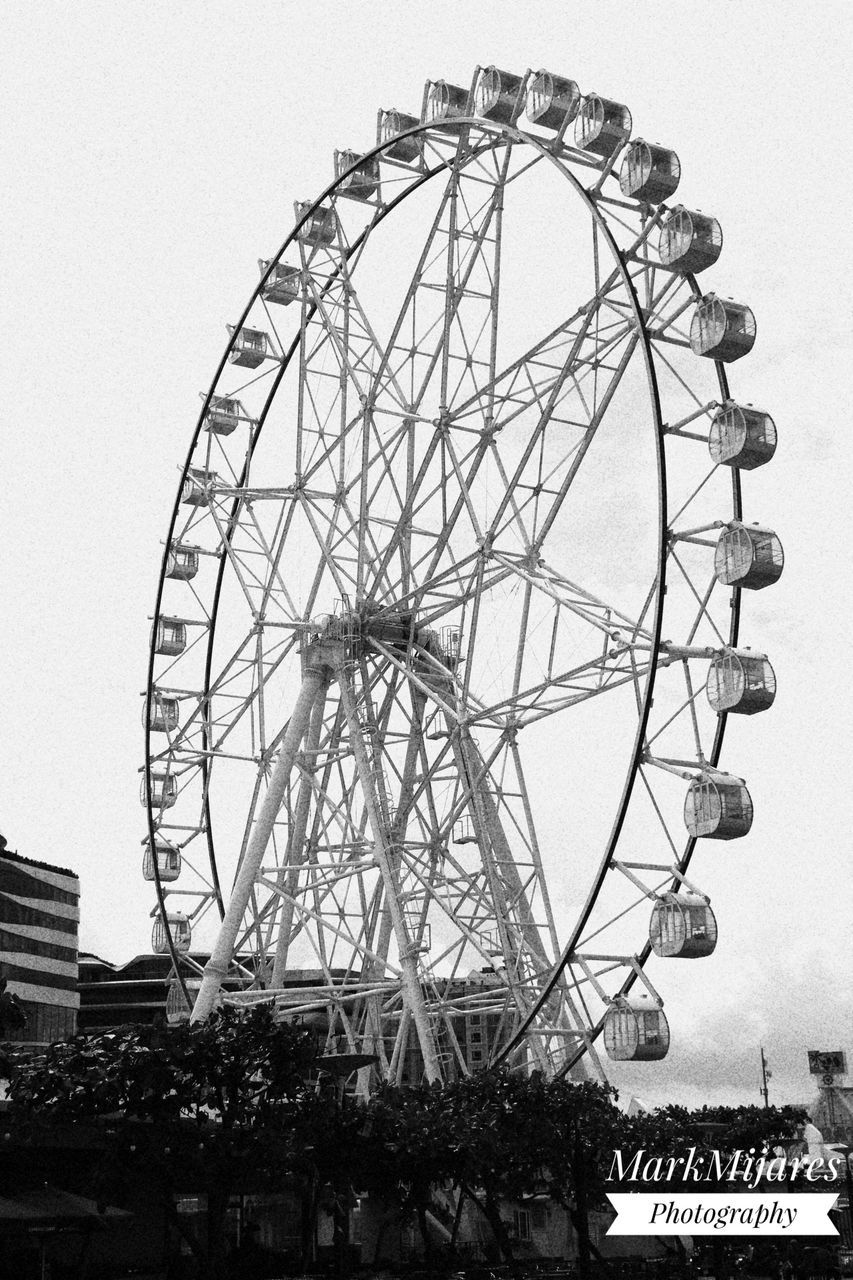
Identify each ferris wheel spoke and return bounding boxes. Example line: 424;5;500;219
301;264;411;415
266;878;401;984
490;552;654;640
297;493;362;598
432;145;512;415
208;499;301;623
355;166;459;402
407;314;641;568
208;632;302;758
445;239;631;427
446;727;594;1063
346;153;514;593
379;150;510;412
667;548;727;648
469;652;655;729
529;333;642;554
646;323;707;408
337;138;505;426
363;431;494;608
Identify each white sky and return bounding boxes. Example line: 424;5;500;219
2;0;851;1112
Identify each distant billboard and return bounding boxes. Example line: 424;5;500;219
807;1050;847;1076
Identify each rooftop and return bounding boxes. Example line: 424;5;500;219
0;841;79;881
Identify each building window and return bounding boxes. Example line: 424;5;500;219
513;1208;532;1242
175;1196;205;1215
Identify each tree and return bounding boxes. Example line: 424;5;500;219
442;1069;556;1262
6;1005;315;1280
534;1078;624;1280
358;1069;622;1270
366;1079;461;1263
289;1076;376;1276
624;1101;808;1161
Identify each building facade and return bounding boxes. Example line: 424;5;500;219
77;950;176;1031
79;955;512;1087
0;837;79;1044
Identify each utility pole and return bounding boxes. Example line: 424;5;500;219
760;1046;771;1107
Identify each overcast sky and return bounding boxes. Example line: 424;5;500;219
2;0;851;1113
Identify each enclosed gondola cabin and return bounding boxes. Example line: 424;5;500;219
165;543;199;581
260;261;301;306
205;396;240;435
574;95;631;158
709;403;777;470
142;835;182;883
166;980;192;1025
474;66;524;124
690;295;756;363
145;692;179;733
706;652;776;715
684;773;753;840
619;140;681;204
423;80;469;131
603;995;669;1061
334;150;381;202
715;522;784;590
377;110;423;163
294;201;337;247
182;466;217;506
154;618;186;657
658;207;722;275
152;912;191;955
142;770;178;811
649;893;717;959
525;70;580;132
228;327;268;369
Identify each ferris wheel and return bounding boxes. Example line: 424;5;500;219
142;66;782;1085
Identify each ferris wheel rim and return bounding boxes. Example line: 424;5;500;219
143;87;759;1074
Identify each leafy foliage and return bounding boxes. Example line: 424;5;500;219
6;1005;315;1280
623;1101;809;1169
0;1020;813;1279
7;1004;314;1126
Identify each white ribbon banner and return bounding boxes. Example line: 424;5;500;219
606;1193;839;1236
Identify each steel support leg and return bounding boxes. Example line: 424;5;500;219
270;677;330;988
191;659;330;1022
337;662;442;1083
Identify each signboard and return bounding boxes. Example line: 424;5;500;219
606;1193;839;1237
807;1051;847;1076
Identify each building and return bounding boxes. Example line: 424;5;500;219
0;835;79;1045
79;956;509;1082
78;950;176;1031
79;952;266;1030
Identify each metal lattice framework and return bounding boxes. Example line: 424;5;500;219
142;67;781;1087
